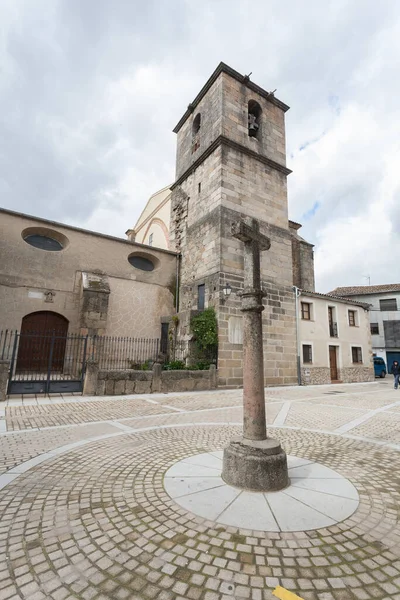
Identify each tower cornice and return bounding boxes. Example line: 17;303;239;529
170;135;292;190
173;62;290;134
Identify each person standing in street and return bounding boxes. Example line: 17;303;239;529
391;360;400;389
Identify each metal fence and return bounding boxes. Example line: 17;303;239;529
1;330;161;374
89;336;160;370
168;339;218;366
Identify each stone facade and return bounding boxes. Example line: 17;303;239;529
0;209;177;338
170;63;298;387
290;221;315;292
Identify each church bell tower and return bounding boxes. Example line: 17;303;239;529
170;63;298;386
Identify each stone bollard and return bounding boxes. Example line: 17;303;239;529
152;363;162;393
209;364;217;389
83;359;99;396
0;360;10;402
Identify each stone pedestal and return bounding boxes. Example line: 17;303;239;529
0;360;10;402
222;437;289;492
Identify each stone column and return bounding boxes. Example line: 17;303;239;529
83;360;99;396
209;364;217;389
222;218;289;491
152;363;162;393
0;360;10;402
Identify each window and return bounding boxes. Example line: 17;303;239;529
328;306;338;337
248;100;262;138
348;310;356;326
301;302;311;320
192;113;201;136
352;347;363;363
128;255;155;271
198;182;201;194
24;234;63;252
148;233;153;246
370;323;379;335
197;284;205;311
302;345;312;363
380;298;397;311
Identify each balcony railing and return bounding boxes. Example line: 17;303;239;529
329;322;338;338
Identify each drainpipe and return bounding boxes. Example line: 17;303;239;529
293;286;302;386
175;254;181;313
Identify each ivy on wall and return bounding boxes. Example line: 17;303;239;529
190;308;218;353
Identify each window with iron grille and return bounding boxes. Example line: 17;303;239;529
301;302;311;320
370;323;379;335
348;310;356;326
352;346;363;363
302;344;312;363
379;298;397;311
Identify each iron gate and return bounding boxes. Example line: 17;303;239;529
4;331;88;395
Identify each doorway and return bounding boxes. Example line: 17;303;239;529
16;311;69;373
329;345;338;381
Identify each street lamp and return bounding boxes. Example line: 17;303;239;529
221;283;232;303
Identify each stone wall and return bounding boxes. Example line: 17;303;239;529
340;367;375;383
86;363;217;396
301;366;375;385
301;367;331;386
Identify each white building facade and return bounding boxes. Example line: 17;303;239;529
330;284;400;373
298;291;374;385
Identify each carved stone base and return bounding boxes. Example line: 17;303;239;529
222;436;289;492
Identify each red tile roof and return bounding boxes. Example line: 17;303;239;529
329;284;400;296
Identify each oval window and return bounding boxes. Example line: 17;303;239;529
24;234;64;252
128;255;155;271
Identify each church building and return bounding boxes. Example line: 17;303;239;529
0;63;374;389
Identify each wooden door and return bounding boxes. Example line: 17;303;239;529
16;312;68;373
329;345;338;381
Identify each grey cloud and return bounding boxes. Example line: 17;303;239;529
0;0;399;289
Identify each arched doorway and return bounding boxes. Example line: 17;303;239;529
16;311;69;373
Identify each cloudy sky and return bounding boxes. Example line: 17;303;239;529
1;0;399;292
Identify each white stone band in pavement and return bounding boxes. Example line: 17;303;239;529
164;451;359;532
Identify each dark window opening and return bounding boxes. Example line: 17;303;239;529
352;347;363;363
380;298;397;311
248;100;262;138
197;284;205;311
24;234;63;252
198;182;201;194
160;323;169;354
301;302;311;320
302;344;312;363
371;323;379;335
148;233;153;246
192;113;201;136
348;310;356;326
128;255;155;271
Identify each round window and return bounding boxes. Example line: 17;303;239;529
128;255;155;271
24;234;64;252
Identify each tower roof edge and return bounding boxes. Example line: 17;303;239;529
172;62;290;134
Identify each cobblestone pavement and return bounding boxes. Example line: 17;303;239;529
2;381;400;599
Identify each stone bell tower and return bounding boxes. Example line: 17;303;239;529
169;63;298;387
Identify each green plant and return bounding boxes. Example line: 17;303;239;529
163;360;186;370
190;308;218;351
129;360;152;371
190;360;212;371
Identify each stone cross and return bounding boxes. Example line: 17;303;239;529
232;217;271;441
222;216;288;491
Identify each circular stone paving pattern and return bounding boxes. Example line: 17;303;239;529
164;451;360;532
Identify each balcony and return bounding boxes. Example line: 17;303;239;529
329;322;338;338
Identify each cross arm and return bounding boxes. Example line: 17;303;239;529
231;219;271;251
